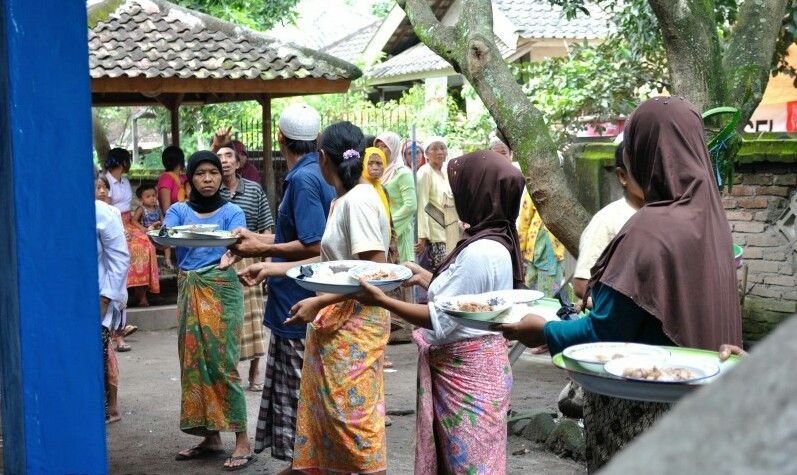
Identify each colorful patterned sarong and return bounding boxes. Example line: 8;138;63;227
177;265;246;435
414;330;512;474
234;257;267;360
292;300;390;473
121;211;160;292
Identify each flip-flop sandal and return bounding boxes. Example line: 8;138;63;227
115;343;131;352
223;452;257;471
248;382;264;392
105;415;121;424
175;445;225;461
384;360;394;369
123;325;138;337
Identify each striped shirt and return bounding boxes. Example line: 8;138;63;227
220;177;274;232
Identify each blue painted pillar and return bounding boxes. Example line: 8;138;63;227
0;1;107;473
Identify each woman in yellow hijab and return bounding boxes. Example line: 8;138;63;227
362;147;391;222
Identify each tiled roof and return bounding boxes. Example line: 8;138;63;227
494;0;610;40
320;21;380;64
365;1;608;82
368;36;513;81
88;0;361;82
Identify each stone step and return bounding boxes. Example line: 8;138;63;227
126;304;177;331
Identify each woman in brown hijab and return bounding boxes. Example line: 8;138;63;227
356;150;524;473
495;97;742;471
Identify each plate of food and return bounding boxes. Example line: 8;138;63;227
348;263;413;283
287;260;409;295
170;224;219;232
148;229;239;248
604;355;720;384
553;346;739;403
436;295;513;321
445;297;561;331
562;342;670;374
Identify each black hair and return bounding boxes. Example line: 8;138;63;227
218;142;241;162
364;134;377;148
282;135;317;156
104;148;131;170
614;142;626;170
162;145;185;171
319;121;366;191
96;174;110;189
136;183;156;199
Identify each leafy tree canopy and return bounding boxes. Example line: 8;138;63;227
171;0;300;31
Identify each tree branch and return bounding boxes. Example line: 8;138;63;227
399;0;591;254
648;0;725;111
397;0;457;63
92;109;111;162
723;0;790;126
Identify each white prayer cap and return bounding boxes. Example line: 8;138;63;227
424;136;447;153
279;103;321;141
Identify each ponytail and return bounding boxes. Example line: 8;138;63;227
319;121;366;191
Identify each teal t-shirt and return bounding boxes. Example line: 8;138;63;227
544;283;674;355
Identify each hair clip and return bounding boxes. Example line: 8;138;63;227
342;149;360;161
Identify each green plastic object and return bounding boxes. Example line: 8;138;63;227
701;106;741;191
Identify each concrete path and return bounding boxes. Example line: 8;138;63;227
106;329;584;474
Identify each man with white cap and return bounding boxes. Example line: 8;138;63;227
230;103;336;466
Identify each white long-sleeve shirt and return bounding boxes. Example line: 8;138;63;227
96;200;129;328
424;239;513;345
106;171;132;213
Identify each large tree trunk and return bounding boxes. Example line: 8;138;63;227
92;109;111;163
399;0;591;255
650;0;790;128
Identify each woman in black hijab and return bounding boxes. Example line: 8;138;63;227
161;151;256;470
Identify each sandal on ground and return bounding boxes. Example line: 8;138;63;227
122;325;138;337
223;452;257;471
384;360;394;369
105;415;121;424
248;382;264;392
115;343;131;352
385;416;393;427
175;445;225;461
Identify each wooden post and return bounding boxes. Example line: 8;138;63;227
259;94;275;215
170;104;180;147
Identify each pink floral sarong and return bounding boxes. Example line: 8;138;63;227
414;330;512;474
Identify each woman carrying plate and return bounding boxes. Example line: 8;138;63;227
494;97;742;472
282;122;392;474
162;151;256;471
355;150;525;473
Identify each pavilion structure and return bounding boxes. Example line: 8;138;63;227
88;0;361;209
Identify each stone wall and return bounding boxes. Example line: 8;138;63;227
567;137;797;343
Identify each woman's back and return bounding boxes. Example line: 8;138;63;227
321;184;390;261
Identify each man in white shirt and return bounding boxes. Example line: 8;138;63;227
573;142;644;302
96;197;129;423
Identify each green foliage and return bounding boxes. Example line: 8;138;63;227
370;0;393;19
171;0;299;31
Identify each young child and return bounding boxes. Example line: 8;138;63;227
133;184;162;231
133;183;174;271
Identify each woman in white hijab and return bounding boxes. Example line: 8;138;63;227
375;132;417;263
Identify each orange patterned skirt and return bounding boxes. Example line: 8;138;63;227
292;300;390;473
121;211;160;292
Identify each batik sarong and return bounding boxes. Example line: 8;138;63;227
254;335;305;461
121;211;160;292
177;265;246;435
234;257;267;360
414;330;512;474
583;391;670;472
292;300;390;473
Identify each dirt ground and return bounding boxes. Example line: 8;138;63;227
101;330;583;474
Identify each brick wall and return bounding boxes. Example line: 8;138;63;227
723;162;797;342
